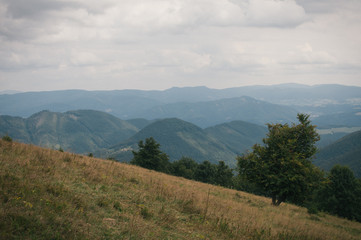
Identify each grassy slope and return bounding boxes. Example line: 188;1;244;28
1;141;361;240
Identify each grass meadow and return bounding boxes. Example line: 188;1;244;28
1;140;361;239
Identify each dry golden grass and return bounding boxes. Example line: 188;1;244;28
1;140;361;239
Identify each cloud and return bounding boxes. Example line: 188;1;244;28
246;0;307;27
284;43;337;65
0;0;309;42
70;50;100;66
0;0;360;91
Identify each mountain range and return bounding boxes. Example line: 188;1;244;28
1;109;360;176
1;84;360;175
0;110;268;166
1;84;361;128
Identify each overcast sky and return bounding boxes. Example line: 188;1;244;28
0;0;360;91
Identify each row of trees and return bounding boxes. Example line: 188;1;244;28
131;137;233;188
130;114;361;222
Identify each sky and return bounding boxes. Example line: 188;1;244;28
0;0;360;91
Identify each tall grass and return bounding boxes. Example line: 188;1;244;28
1;140;361;239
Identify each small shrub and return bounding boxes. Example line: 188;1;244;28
2;135;12;142
97;197;109;208
309;215;321;221
58;147;64;152
88;153;93;157
113;201;122;212
129;178;139;184
140;207;152;219
307;205;319;215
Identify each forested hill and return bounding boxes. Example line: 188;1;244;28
204;120;267;155
102;118;237;165
0;110;138;153
314;130;361;178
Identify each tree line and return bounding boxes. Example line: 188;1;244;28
130;114;361;222
131;137;234;188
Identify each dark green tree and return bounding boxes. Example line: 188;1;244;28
194;160;216;184
171;157;198;180
214;161;234;188
237;114;322;206
2;134;12;142
316;165;361;221
130;137;170;173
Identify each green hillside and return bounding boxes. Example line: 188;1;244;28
1;140;361;240
205;120;267;155
314;130;361;178
0;110;139;154
104;118;237;166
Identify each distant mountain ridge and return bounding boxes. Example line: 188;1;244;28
139;96;298;127
1;84;360;128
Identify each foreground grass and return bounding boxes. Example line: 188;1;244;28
1;140;361;240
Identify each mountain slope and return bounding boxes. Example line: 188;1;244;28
0;110;139;153
1;140;361;240
104;118;237;165
139;97;298;127
205;120;267;155
314;130;361;178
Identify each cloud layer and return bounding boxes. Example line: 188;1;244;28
0;0;360;91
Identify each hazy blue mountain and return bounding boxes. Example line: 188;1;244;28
204;120;267;155
138;96;298;127
0;110;139;153
223;84;361;106
0;90;162;119
102;118;238;166
1;84;360;130
312;111;361;128
2;84;360;117
314;130;361;178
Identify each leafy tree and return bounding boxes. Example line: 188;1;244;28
214;161;234;188
194;160;216;184
316;165;361;221
130;137;170;173
171;157;198;179
237;114;322;206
